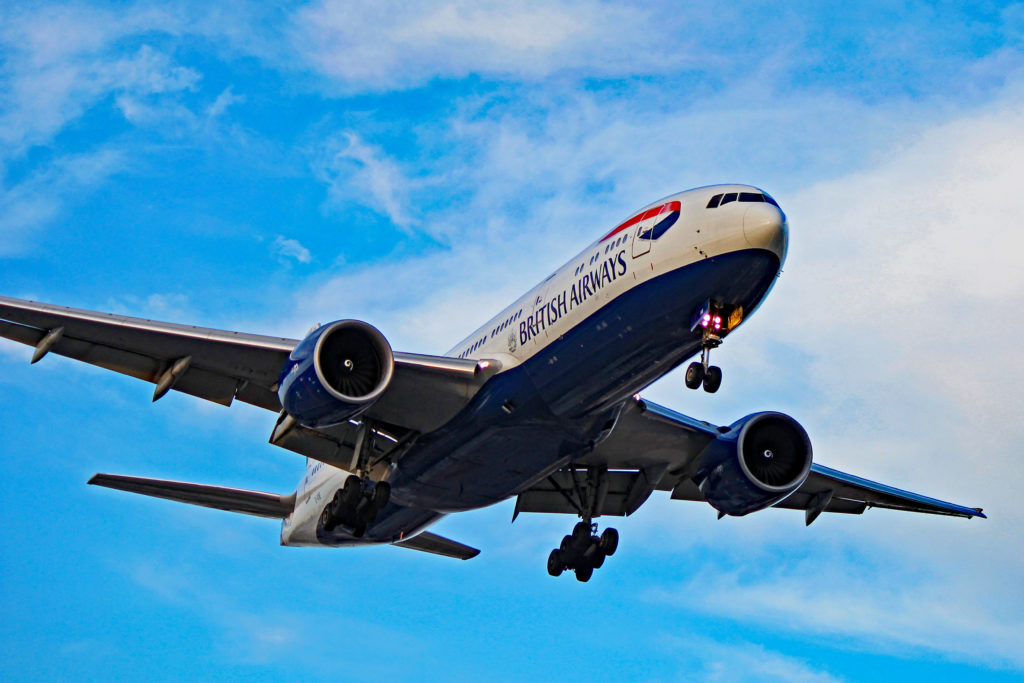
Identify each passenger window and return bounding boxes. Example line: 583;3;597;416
739;192;764;202
720;193;738;205
706;193;723;208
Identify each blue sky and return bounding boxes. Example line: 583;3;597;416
2;1;1023;681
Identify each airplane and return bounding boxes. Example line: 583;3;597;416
0;184;985;582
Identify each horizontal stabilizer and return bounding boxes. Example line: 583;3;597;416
393;531;480;560
89;473;295;519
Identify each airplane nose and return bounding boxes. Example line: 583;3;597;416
743;203;787;260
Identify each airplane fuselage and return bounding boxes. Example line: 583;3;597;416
281;185;787;547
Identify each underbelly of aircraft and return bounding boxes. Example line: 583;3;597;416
387;248;781;514
316;249;781;544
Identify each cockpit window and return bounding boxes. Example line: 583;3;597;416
706;191;781;209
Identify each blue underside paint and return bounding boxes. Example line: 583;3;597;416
316;248;782;545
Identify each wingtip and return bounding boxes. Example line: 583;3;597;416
973;508;987;519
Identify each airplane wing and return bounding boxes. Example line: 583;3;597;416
0;296;500;464
514;397;986;523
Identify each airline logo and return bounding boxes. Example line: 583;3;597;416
601;200;681;243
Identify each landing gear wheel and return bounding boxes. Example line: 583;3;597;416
372;482;391;509
599;528;619;556
351;522;367;538
703;366;722;393
590;547;605;569
560;535;573;554
341;475;362;506
685;362;705;390
547;549;564;577
572;521;591;542
575;564;593;582
320;506;335;532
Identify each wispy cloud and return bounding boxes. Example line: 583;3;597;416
660;633;845;683
272;235;313;264
0;147;125;256
314;131;416;230
289;0;678;91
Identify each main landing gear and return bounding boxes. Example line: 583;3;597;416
320;474;391;538
546;521;619;582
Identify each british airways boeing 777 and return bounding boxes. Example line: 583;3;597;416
0;185;984;581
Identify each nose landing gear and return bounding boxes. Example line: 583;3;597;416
546;521;619;582
320;475;391;537
685;301;740;393
685;343;723;393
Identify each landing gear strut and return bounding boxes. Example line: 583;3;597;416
320;474;391;537
685;302;736;394
546;521;619;582
320;420;394;537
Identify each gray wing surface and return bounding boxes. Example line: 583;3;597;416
88;473;296;518
515;397;986;522
393;532;481;560
0;296;501;465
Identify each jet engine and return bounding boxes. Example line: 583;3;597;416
695;412;812;516
277;320;394;428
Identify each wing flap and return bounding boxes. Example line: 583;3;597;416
515;470;640;517
393;531;480;560
88;473;295;518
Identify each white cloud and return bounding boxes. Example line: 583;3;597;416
206;85;245;119
0;147;125;256
652;562;1024;669
314;131;416;230
289;0;680;91
0;8;196;158
661;633;845;683
273;236;313;264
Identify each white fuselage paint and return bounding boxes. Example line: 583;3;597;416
280;184;787;547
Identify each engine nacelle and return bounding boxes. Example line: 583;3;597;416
695;412;813;516
278;320;394;428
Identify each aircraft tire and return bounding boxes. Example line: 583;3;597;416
599;528;619;556
547;549;564;577
321;507;335;532
341;475;362;506
685;362;705;389
590;546;605;569
372;482;391;509
575;564;593;582
572;521;591;542
703;366;722;393
352;522;367;538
